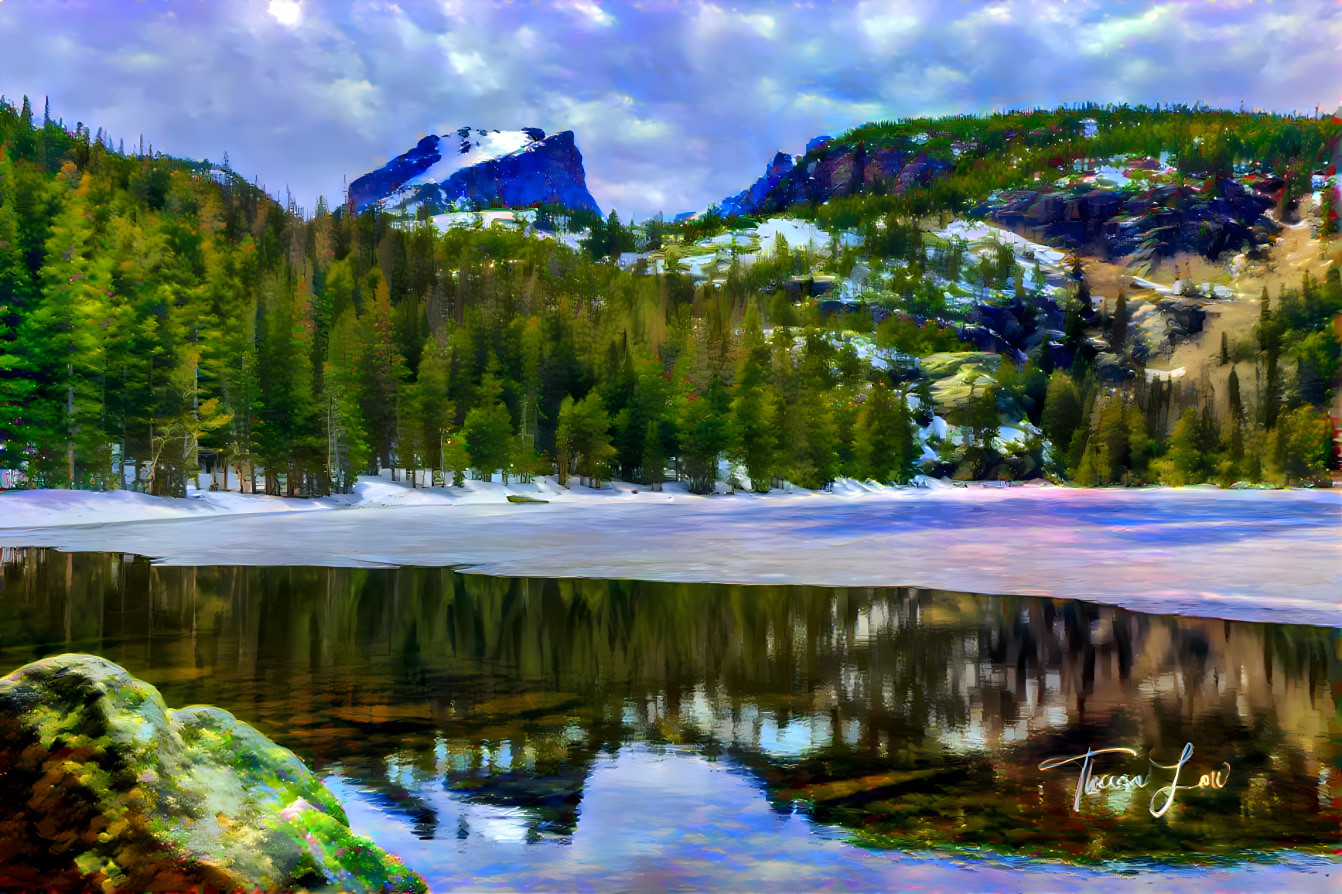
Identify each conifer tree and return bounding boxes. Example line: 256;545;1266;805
555;391;613;487
323;308;371;490
1041;372;1083;457
462;358;515;482
356;269;408;471
405;334;454;485
731;344;778;492
640;418;665;491
858;382;915;483
1166;407;1208;484
17;164;115;485
1109;292;1128;349
677;377;732;494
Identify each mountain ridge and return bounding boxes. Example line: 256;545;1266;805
349;127;600;216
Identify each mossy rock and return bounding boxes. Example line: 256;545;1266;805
918;351;1002;379
0;654;426;893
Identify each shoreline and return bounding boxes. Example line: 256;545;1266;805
2;480;1338;629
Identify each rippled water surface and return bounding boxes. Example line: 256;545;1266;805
1;549;1338;890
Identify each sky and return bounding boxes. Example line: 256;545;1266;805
0;0;1338;220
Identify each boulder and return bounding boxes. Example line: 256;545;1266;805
0;654;426;893
1158;297;1208;338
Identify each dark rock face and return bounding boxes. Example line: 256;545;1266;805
350;129;600;215
348;135;445;212
975;177;1273;261
956;295;1064;366
720;151;796;217
720;138;953;216
0;654;426;893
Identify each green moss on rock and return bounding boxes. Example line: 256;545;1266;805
0;653;426;893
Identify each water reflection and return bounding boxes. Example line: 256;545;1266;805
0;548;1337;870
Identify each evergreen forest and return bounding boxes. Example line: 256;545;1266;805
0;97;1338;496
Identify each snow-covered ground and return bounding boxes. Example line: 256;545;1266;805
1;478;1337;628
933;219;1069;268
755;217;864;252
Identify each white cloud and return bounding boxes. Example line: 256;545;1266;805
0;0;1334;219
447;50;502;93
557;0;614;28
268;0;302;28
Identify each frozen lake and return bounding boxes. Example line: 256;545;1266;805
1;485;1338;627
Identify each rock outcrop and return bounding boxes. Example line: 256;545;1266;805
719;151;795;217
349;127;600;216
0;654;426;893
720;138;953;216
973;176;1274;262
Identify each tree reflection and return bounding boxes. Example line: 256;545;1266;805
0;548;1336;860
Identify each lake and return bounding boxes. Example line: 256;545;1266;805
0;548;1338;890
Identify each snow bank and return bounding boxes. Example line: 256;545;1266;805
934;220;1067;267
1;481;1337;628
755;218;862;253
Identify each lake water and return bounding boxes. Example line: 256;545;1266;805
1;548;1338;890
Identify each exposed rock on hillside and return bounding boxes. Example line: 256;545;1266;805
721;139;954;215
974;176;1274;264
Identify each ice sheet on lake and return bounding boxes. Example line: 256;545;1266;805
1;485;1337;628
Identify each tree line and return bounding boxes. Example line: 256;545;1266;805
0;97;1336;496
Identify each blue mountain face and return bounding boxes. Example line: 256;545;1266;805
719;151;796;217
348;128;601;215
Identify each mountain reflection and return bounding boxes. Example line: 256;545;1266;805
0;548;1337;861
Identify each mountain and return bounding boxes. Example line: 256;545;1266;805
718;151;795;217
718;135;952;216
348;127;600;215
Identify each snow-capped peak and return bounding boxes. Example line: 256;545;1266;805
399;127;543;190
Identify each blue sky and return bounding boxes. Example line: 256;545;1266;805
1;0;1338;219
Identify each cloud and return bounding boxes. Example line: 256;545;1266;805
267;0;303;28
0;0;1336;219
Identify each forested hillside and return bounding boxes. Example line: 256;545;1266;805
0;97;1337;496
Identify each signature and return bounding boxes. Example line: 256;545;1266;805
1039;742;1230;817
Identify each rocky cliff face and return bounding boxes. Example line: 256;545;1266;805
350;127;600;215
719;151;795;217
720;137;954;216
973;176;1275;263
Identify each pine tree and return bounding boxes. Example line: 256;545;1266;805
462;359;515;482
356;269;408;470
731;344;778;492
0;148;36;471
1272;407;1329;486
858;383;915;483
639;418;665;491
1107;291;1127;350
1098;397;1129;483
677;377;732;494
555;391;613;487
1166;407;1208;484
323;308;371;490
1123;403;1150;479
15;164;116;486
405;334;453;485
1041;372;1083;457
254;273;320;494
